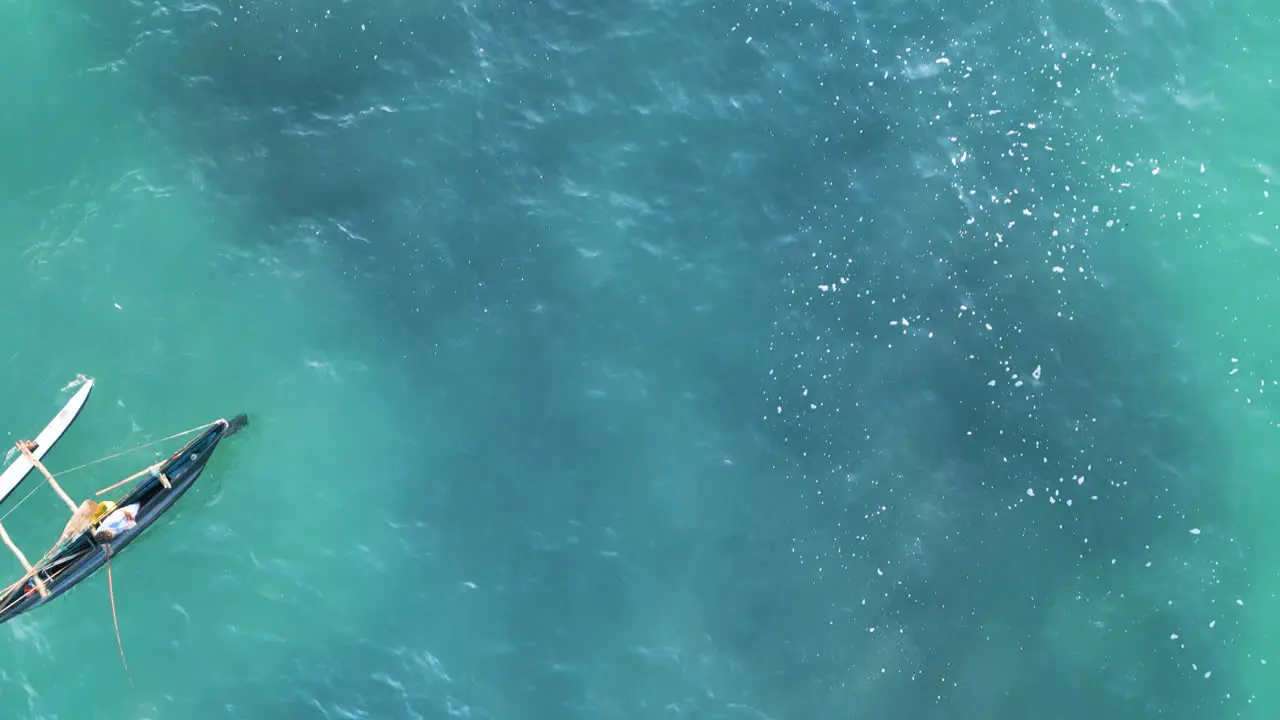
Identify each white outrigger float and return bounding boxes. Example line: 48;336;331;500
0;378;94;506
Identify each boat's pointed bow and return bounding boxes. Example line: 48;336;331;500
224;413;250;437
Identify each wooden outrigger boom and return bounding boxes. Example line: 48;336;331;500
0;379;93;598
0;521;47;597
0;444;83;599
17;441;79;513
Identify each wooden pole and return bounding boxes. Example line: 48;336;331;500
0;521;48;598
16;441;78;513
96;464;163;496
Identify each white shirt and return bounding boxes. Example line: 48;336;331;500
96;503;140;539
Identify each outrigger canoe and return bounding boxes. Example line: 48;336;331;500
0;378;247;627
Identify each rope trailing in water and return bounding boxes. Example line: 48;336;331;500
106;545;133;688
0;421;216;525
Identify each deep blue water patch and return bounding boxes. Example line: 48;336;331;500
10;0;1255;716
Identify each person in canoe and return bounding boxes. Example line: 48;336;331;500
58;499;140;544
93;502;140;541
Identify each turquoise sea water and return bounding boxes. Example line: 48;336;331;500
2;0;1278;718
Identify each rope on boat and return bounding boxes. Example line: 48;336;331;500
0;421;217;525
105;545;134;688
55;420;219;477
